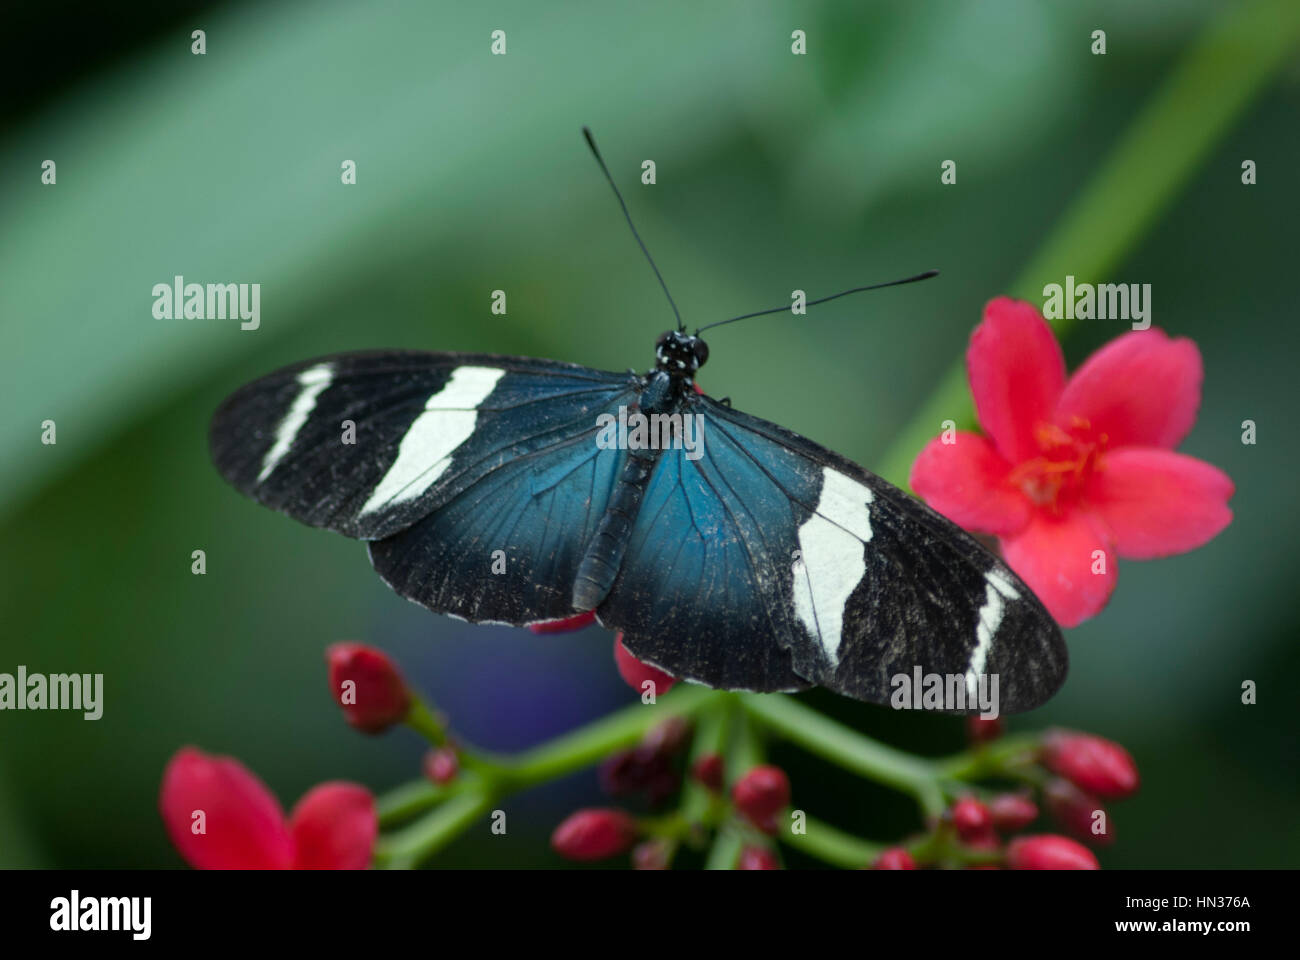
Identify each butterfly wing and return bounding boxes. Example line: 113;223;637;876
601;395;1067;713
210;351;635;541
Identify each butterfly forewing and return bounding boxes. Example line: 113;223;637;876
209;351;634;541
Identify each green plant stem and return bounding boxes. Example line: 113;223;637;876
782;814;883;869
706;698;763;869
740;694;945;818
374;685;722;867
374;790;495;869
376;779;450;828
679;697;732;825
874;0;1300;489
403;700;446;746
501;684;720;788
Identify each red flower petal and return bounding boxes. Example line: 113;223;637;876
967;298;1066;465
1054;329;1202;450
288;782;377;870
910;432;1031;536
1000;512;1116;628
1088;448;1233;559
159;747;293;870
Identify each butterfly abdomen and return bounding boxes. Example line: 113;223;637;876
572;444;661;611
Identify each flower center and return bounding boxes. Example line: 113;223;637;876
1007;417;1107;512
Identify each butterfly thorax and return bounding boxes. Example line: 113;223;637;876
643;330;708;414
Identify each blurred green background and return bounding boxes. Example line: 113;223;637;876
2;0;1297;868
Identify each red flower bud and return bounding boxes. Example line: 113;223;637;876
988;792;1038;833
950;796;993;841
1043;778;1114;846
526;611;597;634
1006;835;1100;870
738;845;781;870
551;808;639;861
1041;729;1138;799
691;753;725;792
325;643;411;734
732;765;790;834
422;748;458;785
632;840;670;870
871;847;916;870
613;634;676;695
966;716;1004;744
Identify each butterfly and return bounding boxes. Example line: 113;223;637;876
209;130;1067;714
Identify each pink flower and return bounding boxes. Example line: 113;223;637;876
911;298;1234;626
159;747;376;869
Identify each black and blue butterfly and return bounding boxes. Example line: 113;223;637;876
209;130;1066;713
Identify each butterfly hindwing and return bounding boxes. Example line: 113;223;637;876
594;435;814;693
365;392;634;625
605;397;1067;713
209;351;634;541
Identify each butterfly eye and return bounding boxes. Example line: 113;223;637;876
692;339;709;367
656;331;672;349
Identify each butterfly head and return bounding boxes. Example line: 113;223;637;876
655;330;709;378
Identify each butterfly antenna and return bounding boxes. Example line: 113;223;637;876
696;270;939;335
583;126;685;333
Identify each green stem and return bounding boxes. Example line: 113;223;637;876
934;734;1041;782
740;694;945;818
706;700;762;869
376;779;450;828
372;685;721;867
874;0;1300;488
782;815;883;869
374;790;495;869
679;697;732;826
502;685;720;788
403;699;447;747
